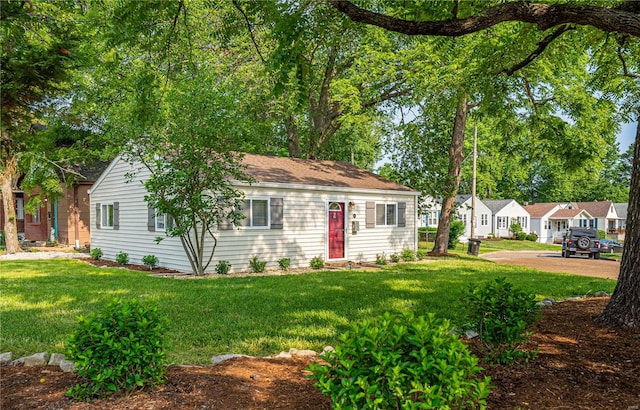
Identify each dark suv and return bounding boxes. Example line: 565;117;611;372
562;228;601;259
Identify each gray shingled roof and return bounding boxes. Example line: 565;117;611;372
614;203;628;219
483;199;514;213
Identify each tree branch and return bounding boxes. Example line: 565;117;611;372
232;0;266;64
617;46;640;78
330;0;640;38
504;24;576;76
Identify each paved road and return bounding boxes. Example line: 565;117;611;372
480;251;620;280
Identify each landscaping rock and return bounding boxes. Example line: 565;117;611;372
275;351;292;359
48;353;66;366
542;298;555;306
23;352;49;367
595;291;609;297
465;330;479;339
0;352;12;365
59;359;76;373
288;348;316;357
211;354;251;365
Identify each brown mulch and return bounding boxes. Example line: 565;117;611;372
2;298;639;409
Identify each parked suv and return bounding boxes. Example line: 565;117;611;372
562;228;601;259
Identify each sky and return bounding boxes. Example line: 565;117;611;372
617;122;636;151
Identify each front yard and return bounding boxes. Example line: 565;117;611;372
0;257;615;364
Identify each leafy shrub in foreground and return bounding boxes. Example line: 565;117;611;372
215;260;231;275
115;251;129;265
278;257;291;271
525;233;538;242
401;248;416;261
375;252;387;265
389;253;400;263
90;248;102;260
308;313;492;409
66;299;168;401
142;255;158;270
460;278;541;364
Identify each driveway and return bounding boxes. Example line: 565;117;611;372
480;251;620;280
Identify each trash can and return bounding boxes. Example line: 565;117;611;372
467;238;481;256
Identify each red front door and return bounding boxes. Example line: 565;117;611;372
328;202;345;259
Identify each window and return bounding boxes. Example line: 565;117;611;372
461;214;467;226
32;208;40;223
240;198;269;228
544;220;551;230
376;203;397;226
498;216;508;229
428;211;439;226
16;198;24;220
481;214;488;226
155;210;166;231
101;203;114;228
517;216;528;229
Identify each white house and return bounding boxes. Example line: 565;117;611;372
523;203;563;243
89;154;419;273
483;199;531;238
454;195;493;239
571;201;621;234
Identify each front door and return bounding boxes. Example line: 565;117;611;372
328;202;345;259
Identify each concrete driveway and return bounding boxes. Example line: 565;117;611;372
480;251;620;280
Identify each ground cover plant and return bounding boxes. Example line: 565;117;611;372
0;259;615;365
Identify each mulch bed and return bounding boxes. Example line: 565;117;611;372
2;298;639;409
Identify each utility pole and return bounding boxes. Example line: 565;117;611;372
471;126;477;239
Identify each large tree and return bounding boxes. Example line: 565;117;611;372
333;0;640;327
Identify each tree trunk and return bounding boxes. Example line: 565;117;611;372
595;114;640;327
431;96;468;255
285;115;302;158
1;154;21;254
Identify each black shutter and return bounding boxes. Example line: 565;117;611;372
398;202;406;227
147;206;155;231
365;202;375;228
270;198;283;229
113;202;120;230
95;203;101;229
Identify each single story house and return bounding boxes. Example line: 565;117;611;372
571;201;621;234
0;162;107;247
89;154;419;273
483;199;531;238
522;203;563;243
453;195;493;239
613;203;627;240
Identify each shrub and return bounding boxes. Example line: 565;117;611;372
375;252;387;265
515;231;527;241
115;251;129;265
389;253;400;263
310;256;324;269
278;257;291;271
215;260;231;274
66;299;168;400
417;249;428;260
142;255;158;270
460;278;541;364
308;312;492;409
90;248;103;260
448;218;465;249
526;233;538;242
401;248;416;261
487;232;496;239
509;222;523;238
249;255;267;273
597;229;606;239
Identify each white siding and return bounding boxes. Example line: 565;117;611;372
90;157;417;273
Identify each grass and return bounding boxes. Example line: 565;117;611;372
0;258;615;365
419;239;561;257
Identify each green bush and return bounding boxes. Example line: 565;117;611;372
417;249;428;260
389;253;400;263
515;231;527;241
460;278;540;364
115;251;129;265
249;255;267;273
525;233;538;242
448;218;465;249
142;255;158;270
401;248;416;261
597;229;606;239
310;256;324;269
308;312;492;409
215;260;231;275
278;257;291;271
90;248;103;260
509;222;523;238
66;299;168;400
375;252;387;265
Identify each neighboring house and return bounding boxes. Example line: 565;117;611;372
571;201;620;235
613;203;627;241
523;202;563;243
547;207;594;243
89;154;419;273
0;161;108;246
453;195;493;239
483;199;531;238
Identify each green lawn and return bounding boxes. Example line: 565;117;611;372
419;239;561;256
1;258;615;364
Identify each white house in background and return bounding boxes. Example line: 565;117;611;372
522;203;563;243
483;199;531;238
613;203;627;240
547;207;594;243
454;195;493;239
571;201;621;234
89;154;419;273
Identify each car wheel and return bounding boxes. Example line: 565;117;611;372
576;236;591;250
594;252;600;260
564;250;571;258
